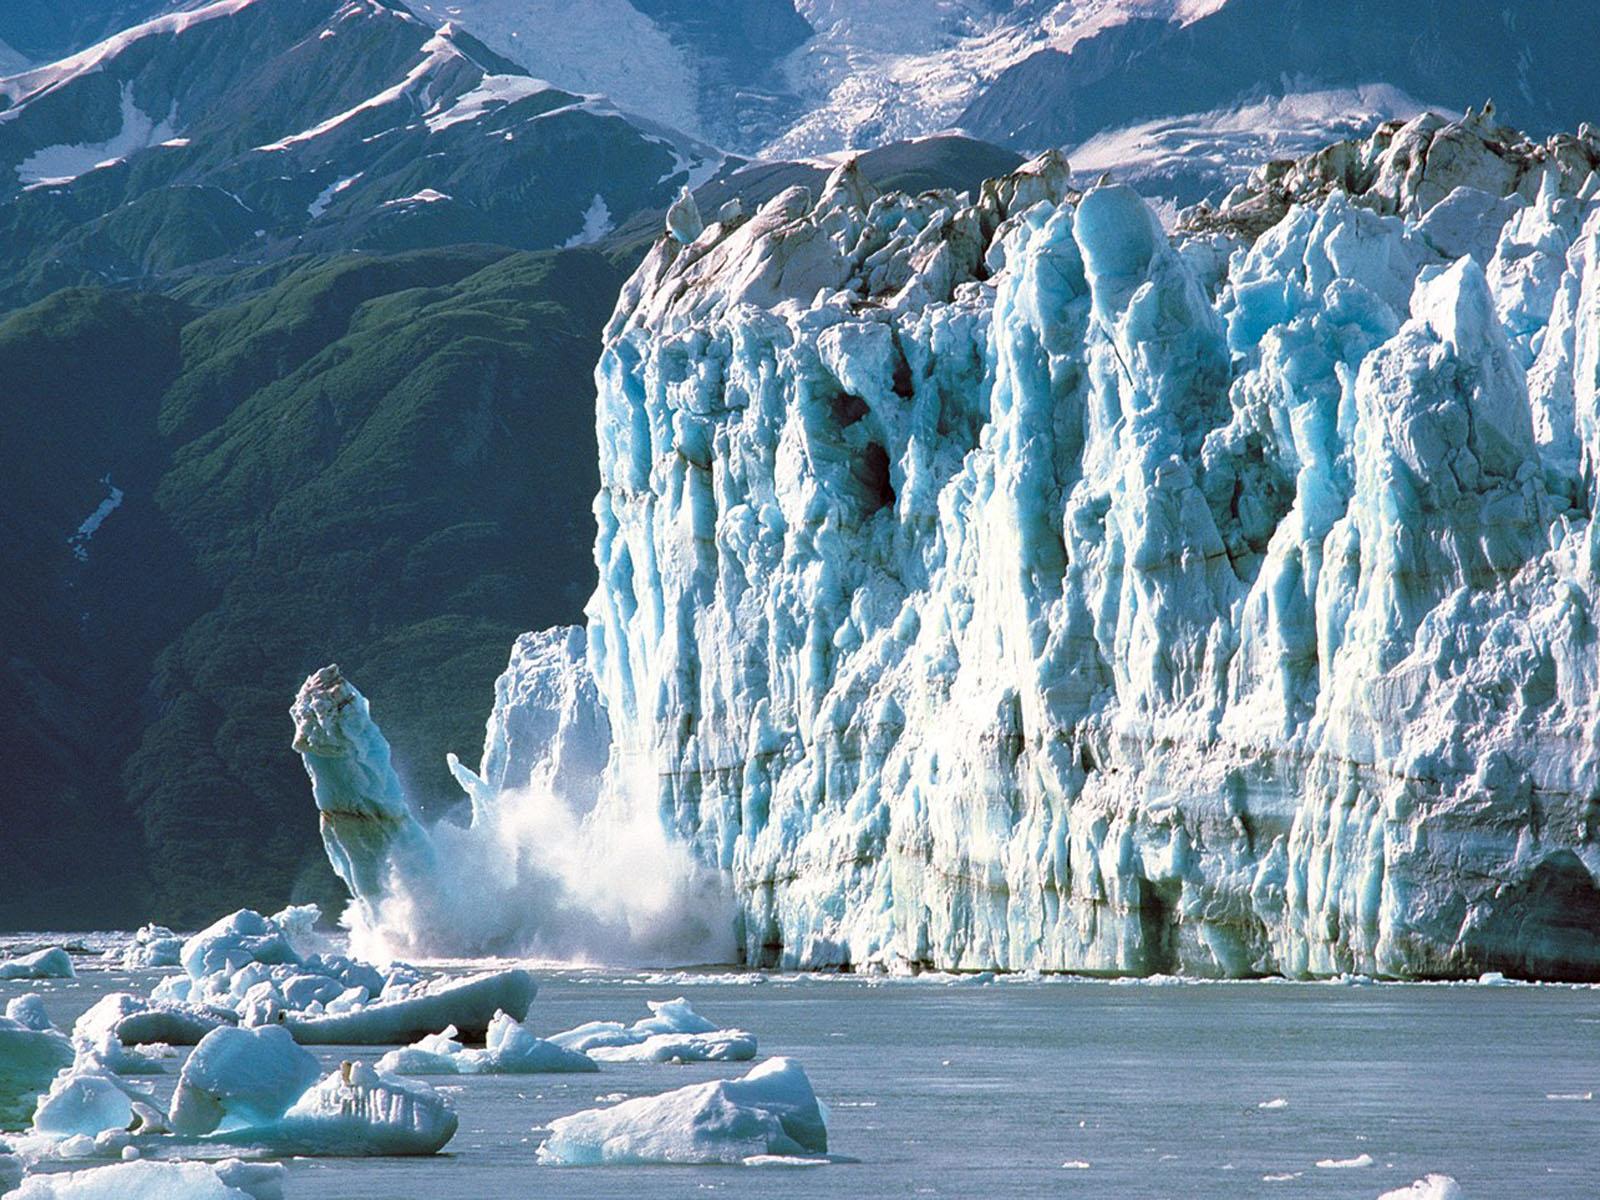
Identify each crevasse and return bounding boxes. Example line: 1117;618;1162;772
298;108;1600;979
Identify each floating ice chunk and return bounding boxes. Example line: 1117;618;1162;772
1378;1176;1465;1200
483;1012;598;1073
122;927;183;970
225;1062;457;1156
1316;1153;1375;1168
549;997;752;1061
182;911;300;979
0;949;74;981
6;997;56;1034
588;1029;757;1064
377;1012;597;1076
0;1010;73;1126
74;1031;173;1078
7;1158;285;1199
168;1026;321;1136
31;1064;140;1138
537;1057;828;1166
281;969;536;1045
1258;1097;1289;1109
74;994;233;1047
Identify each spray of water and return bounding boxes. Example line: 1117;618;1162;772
346;777;738;968
296;660;737;968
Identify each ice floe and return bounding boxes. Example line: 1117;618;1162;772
549;997;756;1062
0;950;74;982
537;1057;828;1165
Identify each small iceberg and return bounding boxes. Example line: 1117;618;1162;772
73;995;234;1048
121;927;184;971
0;1000;74;1128
1315;1153;1375;1168
222;1062;458;1156
280;970;537;1045
377;1012;596;1076
6;1157;285;1198
537;1057;829;1166
0;949;75;982
168;1027;321;1136
1379;1176;1465;1199
550;998;756;1063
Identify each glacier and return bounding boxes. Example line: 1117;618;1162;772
298;107;1600;980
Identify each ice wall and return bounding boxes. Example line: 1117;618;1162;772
582;110;1600;977
300;108;1600;978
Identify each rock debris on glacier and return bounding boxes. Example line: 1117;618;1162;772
299;108;1600;981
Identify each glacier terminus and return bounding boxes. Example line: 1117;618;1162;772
296;108;1600;981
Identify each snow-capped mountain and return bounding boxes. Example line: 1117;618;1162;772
0;0;721;300
265;0;1589;211
300;110;1600;980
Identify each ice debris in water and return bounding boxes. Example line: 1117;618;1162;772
537;1057;828;1165
0;950;74;982
1378;1177;1465;1200
6;1158;284;1199
112;905;534;1046
121;927;183;971
377;1011;597;1076
549;998;757;1063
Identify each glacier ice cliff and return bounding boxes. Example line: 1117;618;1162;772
299;108;1600;979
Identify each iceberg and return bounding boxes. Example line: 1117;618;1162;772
127;905;530;1046
377;1012;597;1076
536;1057;829;1165
221;1062;458;1156
5;1158;285;1199
280;969;536;1045
300;109;1600;981
73;995;232;1049
168;1027;321;1136
0;950;74;982
121;927;183;971
0;1009;73;1129
30;1063;148;1140
1379;1177;1465;1200
550;998;756;1063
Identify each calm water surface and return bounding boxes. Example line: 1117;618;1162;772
2;944;1595;1199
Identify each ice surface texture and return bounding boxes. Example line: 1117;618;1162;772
301;110;1600;979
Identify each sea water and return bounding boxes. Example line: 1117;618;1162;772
1;944;1595;1198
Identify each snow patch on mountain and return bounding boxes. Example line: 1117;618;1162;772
562;195;614;247
68;476;125;563
0;0;256;112
258;27;469;152
17;83;175;186
406;0;703;139
425;72;554;132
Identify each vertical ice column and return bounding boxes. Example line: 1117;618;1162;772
291;665;436;924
